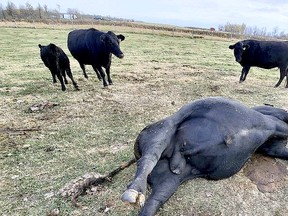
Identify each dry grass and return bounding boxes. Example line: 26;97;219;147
0;22;288;216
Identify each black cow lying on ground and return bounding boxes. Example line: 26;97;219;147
121;97;288;216
67;28;125;87
229;39;288;87
38;43;79;91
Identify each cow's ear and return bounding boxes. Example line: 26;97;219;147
117;34;125;41
49;43;57;51
243;44;250;50
229;44;235;49
107;31;115;36
100;34;108;43
38;44;42;48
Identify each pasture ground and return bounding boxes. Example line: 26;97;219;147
0;22;288;216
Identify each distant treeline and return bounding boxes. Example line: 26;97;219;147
218;22;287;39
0;1;134;22
1;1;287;39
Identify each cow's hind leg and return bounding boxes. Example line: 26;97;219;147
285;67;288;88
257;138;288;160
121;119;176;207
140;159;200;216
274;66;287;87
79;62;88;79
91;65;103;81
66;67;79;90
49;69;57;83
57;73;66;91
121;155;159;207
61;69;68;84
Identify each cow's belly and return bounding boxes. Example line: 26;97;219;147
254;63;278;69
175;117;258;180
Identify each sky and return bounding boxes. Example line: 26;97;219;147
4;0;288;33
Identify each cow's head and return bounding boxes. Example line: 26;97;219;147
100;31;125;58
229;42;250;63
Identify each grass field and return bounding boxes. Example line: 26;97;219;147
0;22;288;216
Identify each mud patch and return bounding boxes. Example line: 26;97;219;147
243;154;288;193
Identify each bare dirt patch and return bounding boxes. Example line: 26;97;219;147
244;154;288;193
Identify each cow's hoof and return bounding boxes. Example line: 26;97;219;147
121;189;145;207
171;168;181;175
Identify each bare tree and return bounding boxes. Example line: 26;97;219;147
25;2;34;19
43;4;48;18
6;1;18;19
0;3;5;19
37;3;43;19
272;27;279;37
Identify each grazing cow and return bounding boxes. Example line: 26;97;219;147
229;39;288;88
38;43;79;91
67;28;125;87
121;97;288;216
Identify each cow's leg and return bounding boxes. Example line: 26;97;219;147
257;138;288;159
239;65;251;83
91;65;103;81
93;65;108;87
61;69;68;84
121;119;176;207
285;67;288;88
56;72;66;91
274;66;287;87
49;69;57;83
66;67;79;90
79;62;88;79
140;159;201;216
121;155;160;207
256;117;288;159
169;143;186;174
105;63;113;85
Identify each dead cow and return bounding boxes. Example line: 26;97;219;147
121;97;288;216
39;43;79;91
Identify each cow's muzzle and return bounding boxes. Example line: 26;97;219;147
118;53;124;59
235;57;242;63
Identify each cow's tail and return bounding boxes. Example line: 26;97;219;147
59;158;136;208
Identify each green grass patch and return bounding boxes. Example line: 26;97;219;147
0;23;288;216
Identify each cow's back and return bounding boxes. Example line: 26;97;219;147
242;40;288;68
67;28;104;64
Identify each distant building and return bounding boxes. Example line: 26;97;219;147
61;13;77;20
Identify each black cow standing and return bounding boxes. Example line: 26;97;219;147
121;97;288;216
67;28;125;87
229;39;288;87
38;43;79;91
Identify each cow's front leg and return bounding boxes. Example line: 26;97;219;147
105;65;113;85
92;65;103;81
239;65;251;83
94;65;108;87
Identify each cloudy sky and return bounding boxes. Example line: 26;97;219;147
5;0;288;33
